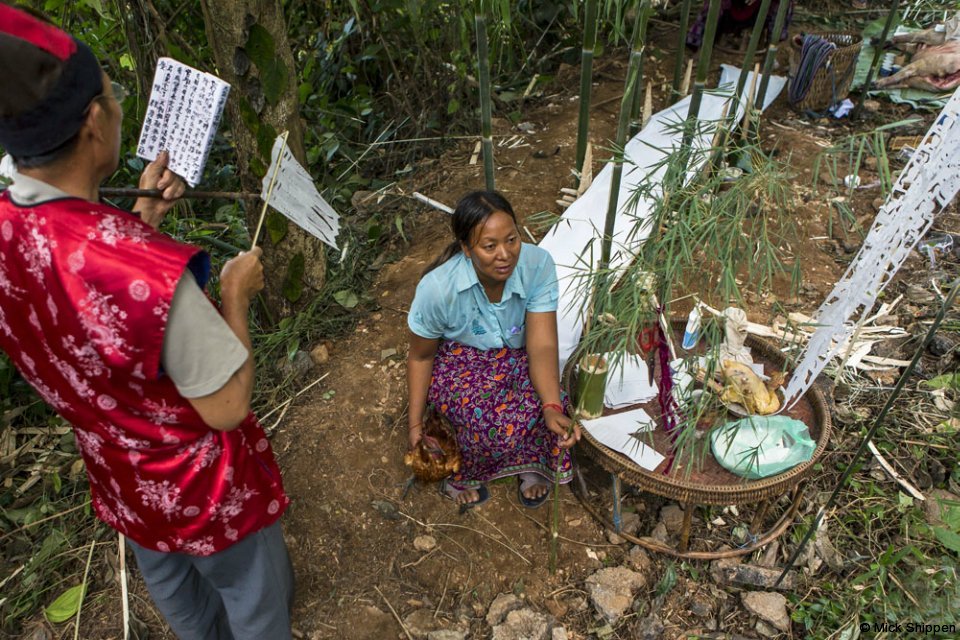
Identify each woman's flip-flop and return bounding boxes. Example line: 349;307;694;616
517;475;551;509
439;479;490;510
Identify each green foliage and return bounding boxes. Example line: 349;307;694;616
282;252;306;303
44;584;86;623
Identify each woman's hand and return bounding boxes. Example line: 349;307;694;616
544;405;580;449
408;422;424;450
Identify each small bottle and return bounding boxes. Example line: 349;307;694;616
682;305;701;351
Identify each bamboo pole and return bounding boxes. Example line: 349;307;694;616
98;187;260;200
475;0;495;191
575;0;601;188
851;0;901;120
599;0;650;271
672;0;695;102
751;0;791;139
628;0;652;136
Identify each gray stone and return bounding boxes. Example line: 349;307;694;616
585;566;647;624
414;535;437;552
427;631;466;640
491;608;553;640
651;522;669;543
621;511;641;536
756;620;779;638
626;546;652;574
741;591;790;632
403;608;441;638
551;627;569;640
635;614;665;639
606;530;625;545
713;562;796;591
689;593;714;618
659;504;685;534
309;343;329;365
486;593;523;626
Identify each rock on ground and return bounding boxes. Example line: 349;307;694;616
635;614;664;640
585;566;648;624
403;608;441;638
741;591;790;632
491;608;554;640
486;593;524;627
427;631;466;640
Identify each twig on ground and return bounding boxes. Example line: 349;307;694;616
867;441;925;500
374;586;414;640
396;510;532;565
259;372;330;422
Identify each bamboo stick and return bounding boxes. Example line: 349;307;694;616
628;1;652;136
672;0;695;102
575;0;601;189
99;187;260;200
599;0;650;271
475;0;496;191
751;0;791;139
851;0;901;119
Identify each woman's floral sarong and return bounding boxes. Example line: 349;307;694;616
427;340;572;490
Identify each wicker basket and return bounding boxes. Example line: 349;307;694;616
566;321;832;507
788;32;862;113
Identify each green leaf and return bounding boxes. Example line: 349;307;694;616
333;290;359;309
261;58;289;106
447;98;460;115
245;24;275;70
923;373;960;391
81;0;104;15
281;252;305;303
119;53;136;72
266;210;288;245
51;471;62;494
932;526;960;553
44;584;86;623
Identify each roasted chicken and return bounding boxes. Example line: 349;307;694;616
719;360;785;415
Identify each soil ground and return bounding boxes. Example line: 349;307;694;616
29;17;958;640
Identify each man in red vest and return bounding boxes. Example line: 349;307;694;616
0;4;293;638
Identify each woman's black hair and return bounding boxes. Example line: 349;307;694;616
421;190;518;277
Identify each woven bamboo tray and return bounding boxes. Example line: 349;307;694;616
788;32;862;113
568;323;832;507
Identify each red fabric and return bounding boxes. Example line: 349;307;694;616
0;193;288;555
0;4;76;61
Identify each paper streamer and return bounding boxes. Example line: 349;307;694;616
262;136;341;249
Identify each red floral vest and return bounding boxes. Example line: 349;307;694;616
0;193;288;555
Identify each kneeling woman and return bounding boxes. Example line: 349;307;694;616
406;191;581;508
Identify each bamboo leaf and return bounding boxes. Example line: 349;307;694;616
44;584;86;623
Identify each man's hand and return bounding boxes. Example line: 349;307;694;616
220;248;265;309
135;150;185;229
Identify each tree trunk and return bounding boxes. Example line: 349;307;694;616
200;0;325;320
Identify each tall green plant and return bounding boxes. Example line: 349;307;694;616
475;0;495;191
599;2;650;270
751;0;791;138
672;0;694;101
575;0;601;188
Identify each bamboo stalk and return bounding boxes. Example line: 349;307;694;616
672;0;695;101
851;0;901;119
628;0;652;136
475;0;496;191
251;130;290;250
599;0;650;270
642;81;653;129
751;0;791;139
575;0;601;188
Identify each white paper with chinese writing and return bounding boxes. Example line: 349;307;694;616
136;58;230;187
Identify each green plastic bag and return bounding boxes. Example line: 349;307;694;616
710;416;816;480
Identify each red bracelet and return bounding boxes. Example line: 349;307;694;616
542;402;565;415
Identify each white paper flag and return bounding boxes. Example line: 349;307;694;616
262;136;340;249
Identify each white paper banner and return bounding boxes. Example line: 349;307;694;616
262;137;341;250
784;87;960;406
